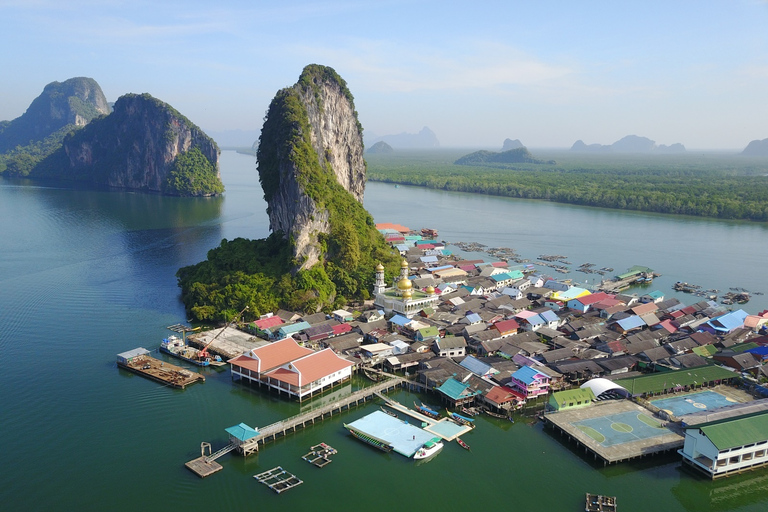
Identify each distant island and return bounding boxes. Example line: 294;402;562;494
742;138;768;156
367;141;394;154
571;135;686;153
366;126;440;148
0;78;223;196
455;147;555;166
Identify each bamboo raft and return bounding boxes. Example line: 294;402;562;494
254;467;303;494
302;443;337;468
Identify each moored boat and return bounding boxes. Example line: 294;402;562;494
380;406;397;417
413;437;443;460
414;401;439;419
456;438;470;451
344;424;394;453
160;335;216;367
449;411;476;427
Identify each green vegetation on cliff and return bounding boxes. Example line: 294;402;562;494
165;147;224;196
177;65;398;322
367;150;768;221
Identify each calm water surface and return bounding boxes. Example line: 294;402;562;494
1;151;767;511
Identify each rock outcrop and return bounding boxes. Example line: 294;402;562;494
257;64;370;270
36;93;222;196
501;138;524;151
0;77;109;153
367;141;394;154
742;138;768;156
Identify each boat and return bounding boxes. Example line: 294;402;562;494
481;407;512;421
160;335;224;367
461;406;480;416
363;368;382;382
456;438;470;451
449;411;476;427
413;437;443;460
585;493;617;512
414;402;439;419
344;424;393;452
380;406;397;417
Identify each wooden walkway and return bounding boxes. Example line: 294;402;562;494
240;378;403;453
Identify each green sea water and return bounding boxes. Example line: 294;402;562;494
2;151;768;511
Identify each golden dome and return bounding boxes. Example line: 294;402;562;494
402;289;413;299
397;278;413;290
401;259;408;268
426;286;435;294
376;263;385;271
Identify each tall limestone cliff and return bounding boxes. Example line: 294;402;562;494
0;77;110;153
36;93;222;196
176;64;399;319
257;64;368;270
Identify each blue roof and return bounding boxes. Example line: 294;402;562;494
279;321;311;334
389;314;411;327
225;422;259;441
428;265;454;273
707;309;748;333
459;355;493;376
539;309;559;323
465;313;482;323
526;314;545;326
420;255;439;263
616;315;645;330
746;346;768;358
511;365;546;385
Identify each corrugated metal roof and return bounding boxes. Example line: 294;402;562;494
697;411;768;451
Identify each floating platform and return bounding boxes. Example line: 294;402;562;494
302;443;337;467
117;353;204;389
543;400;683;465
254;467;303;494
586;493;617;511
346;410;436;458
185;456;223;478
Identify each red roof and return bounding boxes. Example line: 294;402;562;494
376;222;410;233
253;316;284;330
657;319;678;333
265;349;354;387
229;338;313;373
331;323;352;336
491;262;509;268
576;292;612;306
493;319;519;334
485;385;526;405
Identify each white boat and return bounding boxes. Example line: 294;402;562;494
413;437;443;460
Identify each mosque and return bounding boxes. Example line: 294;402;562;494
373;260;440;318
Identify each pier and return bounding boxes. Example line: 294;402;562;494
188;377;409;475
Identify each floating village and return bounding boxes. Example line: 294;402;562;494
118;223;768;507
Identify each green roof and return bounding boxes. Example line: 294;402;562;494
731;342;760;354
616;265;653;280
692;344;718;357
614;365;736;395
695;411;768;450
437;377;481;400
551;388;596;404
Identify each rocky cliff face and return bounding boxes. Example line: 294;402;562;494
257;64;367;270
42;93;221;195
742;138;768;156
0;77;109;152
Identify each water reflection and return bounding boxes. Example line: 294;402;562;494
673;467;768;512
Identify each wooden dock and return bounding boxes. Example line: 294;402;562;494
117;355;204;389
185;457;223;478
254;467;303;493
238;377;404;454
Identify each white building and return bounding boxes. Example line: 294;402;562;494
679;411;768;479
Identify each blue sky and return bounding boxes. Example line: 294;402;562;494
1;0;767;149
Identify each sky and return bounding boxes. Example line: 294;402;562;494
1;0;767;149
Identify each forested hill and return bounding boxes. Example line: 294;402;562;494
367;152;768;221
455;147;554;165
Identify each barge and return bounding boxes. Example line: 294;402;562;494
116;347;205;389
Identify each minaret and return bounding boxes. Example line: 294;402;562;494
399;259;409;281
373;262;386;295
